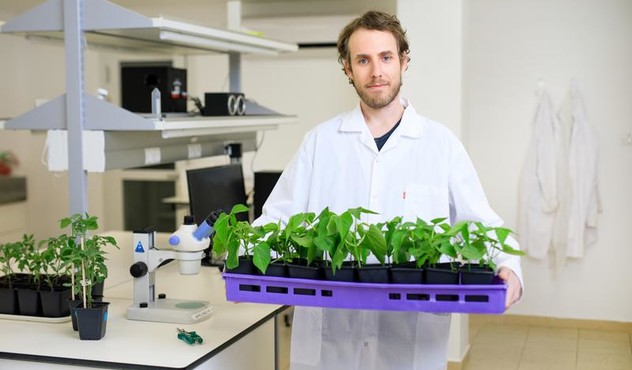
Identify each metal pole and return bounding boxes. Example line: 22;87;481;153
64;0;88;215
229;52;241;93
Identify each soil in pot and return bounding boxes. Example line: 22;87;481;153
424;262;460;285
390;261;424;285
357;263;391;284
323;261;357;282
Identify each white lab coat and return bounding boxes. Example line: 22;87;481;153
518;91;561;259
558;87;601;258
254;98;523;370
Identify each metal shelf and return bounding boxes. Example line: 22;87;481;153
0;0;298;56
0;0;298;215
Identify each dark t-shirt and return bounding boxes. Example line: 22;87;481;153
374;120;401;151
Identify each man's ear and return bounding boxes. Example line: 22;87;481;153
400;53;409;72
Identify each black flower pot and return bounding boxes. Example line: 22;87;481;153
357;263;391;283
16;286;41;316
40;287;72;317
323;261;357;282
0;287;18;315
287;259;322;280
390;261;424;285
225;256;256;275
75;302;110;340
259;260;288;277
425;262;460;285
460;264;495;285
69;298;82;331
91;281;105;297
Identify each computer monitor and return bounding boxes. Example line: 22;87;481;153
186;163;249;265
186;163;249;227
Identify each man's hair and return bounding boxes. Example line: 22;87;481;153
337;10;410;73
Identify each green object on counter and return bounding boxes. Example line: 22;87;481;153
177;328;203;345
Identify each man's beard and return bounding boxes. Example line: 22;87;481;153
353;75;402;109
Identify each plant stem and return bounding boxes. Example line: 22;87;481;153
81;236;87;308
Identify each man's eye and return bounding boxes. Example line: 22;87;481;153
358;59;368;65
383;55;392;62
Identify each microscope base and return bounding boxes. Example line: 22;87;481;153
127;299;213;324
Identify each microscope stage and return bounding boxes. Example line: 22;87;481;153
127;298;213;324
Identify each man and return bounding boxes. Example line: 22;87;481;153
254;10;523;370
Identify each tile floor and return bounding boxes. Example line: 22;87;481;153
465;315;632;370
276;311;632;370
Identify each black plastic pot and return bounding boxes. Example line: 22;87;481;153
323;261;357;282
75;302;110;340
390;261;424;285
260;260;288;277
16;285;41;316
40;287;72;317
0;287;18;315
69;298;82;331
425;262;460;285
225;256;256;275
357;263;391;283
460;264;495;285
287;259;322;280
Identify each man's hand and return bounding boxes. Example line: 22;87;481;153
498;267;522;309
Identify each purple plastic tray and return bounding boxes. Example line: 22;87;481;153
223;273;507;314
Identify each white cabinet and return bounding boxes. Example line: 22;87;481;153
0;0;298;216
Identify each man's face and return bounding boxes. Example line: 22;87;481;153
344;28;407;110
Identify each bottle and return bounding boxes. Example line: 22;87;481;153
151;87;161;117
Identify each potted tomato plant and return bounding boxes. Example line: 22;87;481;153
55;213;118;340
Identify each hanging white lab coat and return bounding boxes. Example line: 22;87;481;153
558;87;601;258
254;98;523;370
517;91;561;259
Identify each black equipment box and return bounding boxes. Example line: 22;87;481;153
121;66;187;113
203;92;246;116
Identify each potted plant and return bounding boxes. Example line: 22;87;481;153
266;211;318;279
388;217;426;284
454;221;523;285
37;236;73;317
212;204;259;275
354;212;388;283
0;150;19;176
314;208;356;282
413;218;460;285
0;240;21;314
54;213;118;340
14;234;43;316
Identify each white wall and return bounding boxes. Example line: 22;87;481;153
464;0;632;322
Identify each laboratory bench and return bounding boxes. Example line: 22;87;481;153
0;231;288;369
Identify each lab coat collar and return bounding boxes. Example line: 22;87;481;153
339;97;424;139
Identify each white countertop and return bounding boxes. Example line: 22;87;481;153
0;231;286;369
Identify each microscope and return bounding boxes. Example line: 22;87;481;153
127;212;220;324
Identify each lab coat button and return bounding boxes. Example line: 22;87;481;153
364;341;369;347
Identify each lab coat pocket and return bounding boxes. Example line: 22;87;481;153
403;184;449;222
290;307;323;366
